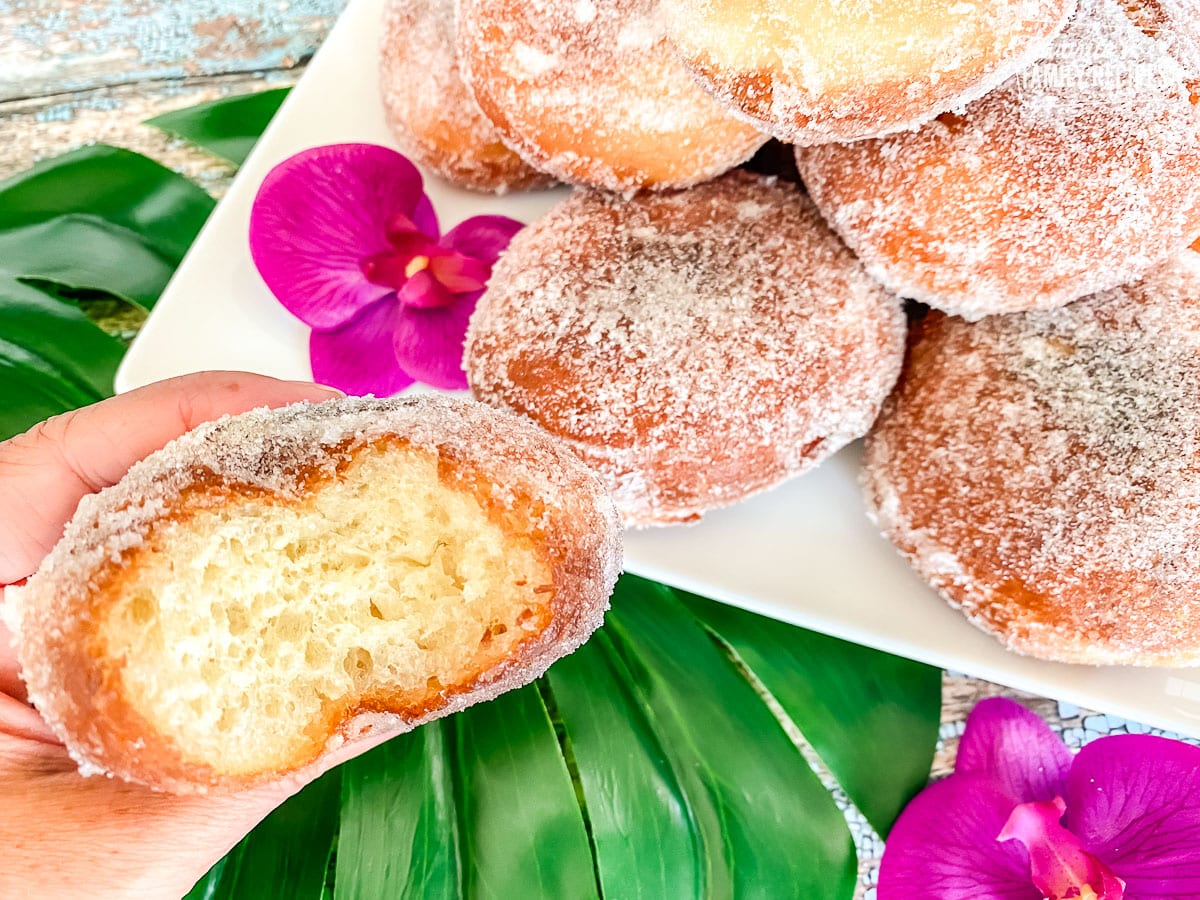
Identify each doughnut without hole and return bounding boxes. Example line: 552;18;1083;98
6;396;621;792
795;0;1200;319
864;251;1200;666
465;172;907;526
456;0;767;194
379;0;552;192
662;0;1076;145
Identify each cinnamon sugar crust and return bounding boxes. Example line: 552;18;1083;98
864;252;1200;666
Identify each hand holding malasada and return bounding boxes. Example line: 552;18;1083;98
0;373;344;900
0;370;620;898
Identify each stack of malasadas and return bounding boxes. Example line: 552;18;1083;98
381;0;1200;666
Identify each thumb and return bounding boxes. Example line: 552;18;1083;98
0;371;343;586
0;372;342;701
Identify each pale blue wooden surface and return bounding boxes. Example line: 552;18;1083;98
0;0;347;101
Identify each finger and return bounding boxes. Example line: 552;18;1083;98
0;717;400;898
0;691;58;744
0;371;343;586
0;603;30;705
0;734;299;900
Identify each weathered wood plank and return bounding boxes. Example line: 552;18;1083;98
0;0;345;102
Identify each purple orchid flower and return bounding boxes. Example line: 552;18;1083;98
249;143;522;395
879;697;1200;899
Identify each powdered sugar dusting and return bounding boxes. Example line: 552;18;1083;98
864;251;1200;666
466;172;907;525
797;0;1200;318
663;0;1075;145
379;0;551;192
456;0;767;193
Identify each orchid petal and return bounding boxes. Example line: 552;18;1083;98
429;251;490;293
392;293;477;390
361;251;417;291
397;269;457;309
999;799;1125;899
410;193;439;241
383;226;439;261
957;698;1072;805
878;773;1041;900
441;214;524;263
250;144;437;329
309;297;414;397
384;210;430;245
1068;735;1200;899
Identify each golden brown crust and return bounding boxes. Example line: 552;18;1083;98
863;253;1200;666
8;396;621;792
795;0;1200;317
455;0;766;194
466;173;907;525
663;0;1075;146
379;0;552;192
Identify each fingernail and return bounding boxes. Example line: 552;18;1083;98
287;381;346;399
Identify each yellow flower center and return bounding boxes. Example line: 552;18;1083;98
404;255;430;278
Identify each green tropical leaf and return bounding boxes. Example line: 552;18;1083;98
0;277;126;440
0;144;216;438
183;769;341;900
591;576;858;900
334;685;597;899
0;144;214;264
0;215;177;310
453;684;599;899
145;88;291;165
679;589;942;837
334;722;460;900
547;628;705;898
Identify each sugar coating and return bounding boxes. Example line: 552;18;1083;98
14;395;620;613
662;0;1075;145
797;0;1200;318
465;172;907;525
6;395;622;786
455;0;767;194
379;0;551;192
864;251;1200;666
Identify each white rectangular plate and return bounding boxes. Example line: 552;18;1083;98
118;0;1200;736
